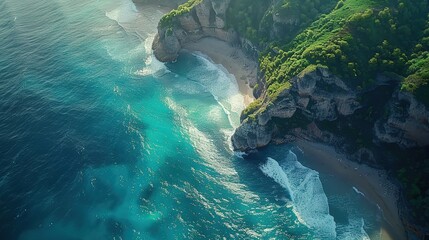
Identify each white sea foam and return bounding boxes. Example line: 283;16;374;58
187;53;246;129
353;186;366;197
336;218;371;240
105;0;138;23
260;158;294;200
165;97;236;175
165;97;261;203
260;151;337;239
135;34;169;77
233;151;247;159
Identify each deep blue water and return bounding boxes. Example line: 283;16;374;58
0;0;383;239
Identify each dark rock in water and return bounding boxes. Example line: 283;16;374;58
152;31;181;62
231;119;273;151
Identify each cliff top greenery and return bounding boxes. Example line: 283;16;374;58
163;0;428;104
226;0;429;224
159;0;202;28
225;0;429;106
161;0;429;224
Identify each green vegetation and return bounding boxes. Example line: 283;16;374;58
241;98;263;119
159;0;202;28
225;0;429;225
259;0;428;98
226;0;337;43
162;0;428;101
402;16;429;104
161;0;429;226
226;0;271;42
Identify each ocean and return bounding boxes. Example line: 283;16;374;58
0;0;383;239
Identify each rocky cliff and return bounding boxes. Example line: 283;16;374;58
152;0;429;234
232;66;364;151
151;1;429;155
152;0;239;62
232;66;429;161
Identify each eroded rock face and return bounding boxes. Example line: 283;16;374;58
152;0;236;62
293;68;360;122
232;66;361;151
375;91;429;148
231;120;273;151
152;32;181;62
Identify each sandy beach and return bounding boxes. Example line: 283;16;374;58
135;3;405;238
133;1;256;106
295;140;406;240
177;35;406;239
183;38;257;106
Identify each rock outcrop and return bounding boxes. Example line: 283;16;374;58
375;90;429;148
152;0;239;62
232;66;361;152
152;1;429;234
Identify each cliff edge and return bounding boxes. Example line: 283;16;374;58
152;0;238;62
152;0;429;236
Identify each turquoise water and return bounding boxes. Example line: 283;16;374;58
0;0;383;239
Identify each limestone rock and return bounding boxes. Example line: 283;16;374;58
152;32;181;62
375;91;429;148
232;66;361;151
232;120;273;152
152;0;236;62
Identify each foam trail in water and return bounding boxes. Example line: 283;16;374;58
260;151;337;239
105;0;138;23
187;53;246;129
165;97;236;176
337;218;370;240
233;151;247;159
135;34;170;77
353;186;366;197
135;34;169;77
260;158;294;200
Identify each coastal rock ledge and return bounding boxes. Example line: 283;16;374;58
232;66;362;152
151;0;429;237
152;0;238;62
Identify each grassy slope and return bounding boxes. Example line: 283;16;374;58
260;0;427;96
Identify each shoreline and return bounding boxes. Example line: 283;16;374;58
295;140;406;240
133;2;256;106
183;37;256;106
136;2;406;238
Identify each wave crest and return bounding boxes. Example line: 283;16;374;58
260;151;337;239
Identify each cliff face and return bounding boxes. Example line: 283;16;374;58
232;66;429;160
232;66;363;151
152;0;429;161
375;90;429;148
152;0;238;62
153;0;429;232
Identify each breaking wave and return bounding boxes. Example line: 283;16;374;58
260;151;337;239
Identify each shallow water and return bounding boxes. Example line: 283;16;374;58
0;0;382;239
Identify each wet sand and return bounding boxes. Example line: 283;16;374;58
183;37;257;106
296;140;406;240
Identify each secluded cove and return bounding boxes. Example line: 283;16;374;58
0;0;412;239
147;1;408;238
